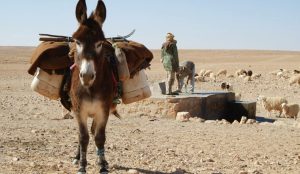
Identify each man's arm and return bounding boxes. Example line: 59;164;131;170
160;47;165;63
173;44;179;71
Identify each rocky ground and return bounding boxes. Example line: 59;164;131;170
0;47;300;174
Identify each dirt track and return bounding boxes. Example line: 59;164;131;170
0;47;300;174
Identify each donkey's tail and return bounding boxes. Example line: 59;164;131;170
112;110;121;119
110;104;121;119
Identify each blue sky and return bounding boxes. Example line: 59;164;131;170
0;0;299;51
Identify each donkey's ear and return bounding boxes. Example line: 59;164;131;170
76;0;87;24
93;0;106;26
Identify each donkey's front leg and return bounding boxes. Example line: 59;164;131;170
72;144;81;165
77;120;89;174
94;113;109;174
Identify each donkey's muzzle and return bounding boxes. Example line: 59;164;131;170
79;59;96;87
80;72;96;87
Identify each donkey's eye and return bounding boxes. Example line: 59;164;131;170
75;40;83;53
96;43;102;48
75;40;82;46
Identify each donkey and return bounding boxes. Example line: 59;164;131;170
70;0;118;173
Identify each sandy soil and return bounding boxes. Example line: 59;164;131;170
0;47;300;174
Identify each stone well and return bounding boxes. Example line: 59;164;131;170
118;89;256;122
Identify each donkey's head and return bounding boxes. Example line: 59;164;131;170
72;0;107;87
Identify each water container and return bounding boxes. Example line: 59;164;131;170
158;81;166;94
30;69;64;100
122;70;151;104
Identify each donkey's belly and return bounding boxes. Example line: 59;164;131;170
80;100;103;117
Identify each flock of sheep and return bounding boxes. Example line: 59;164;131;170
194;68;300;120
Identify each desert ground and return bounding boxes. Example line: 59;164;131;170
0;46;300;174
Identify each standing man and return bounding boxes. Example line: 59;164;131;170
161;33;179;95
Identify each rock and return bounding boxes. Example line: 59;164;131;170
239;171;248;174
50;164;59;171
205;120;217;124
12;157;19;161
57;161;63;168
246;119;256;124
240;116;247;124
232;120;240;125
221;119;230;124
192;117;205;123
176;112;191;122
31;130;38;134
171;168;184;174
127;169;139;174
63;113;74;119
207;158;215;162
250;169;263;174
254;161;261;165
30;162;36;167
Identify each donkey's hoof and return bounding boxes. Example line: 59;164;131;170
100;167;109;174
73;159;79;165
77;167;86;174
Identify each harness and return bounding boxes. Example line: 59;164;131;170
108;51;122;104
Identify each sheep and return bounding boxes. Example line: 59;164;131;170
257;96;288;117
204;70;213;77
281;69;289;73
209;73;216;81
270;69;285;76
293;70;300;74
239;74;247;78
227;74;234;78
220;82;233;91
235;69;247;77
246;70;253;77
281;103;299;119
195;76;205;82
235;93;242;101
252;73;261;79
244;76;251;82
217;69;227;76
289;75;300;86
270;70;278;75
198;69;206;77
220;82;241;100
276;71;283;77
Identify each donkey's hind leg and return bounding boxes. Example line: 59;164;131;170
94;112;109;174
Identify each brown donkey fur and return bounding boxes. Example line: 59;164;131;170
70;0;117;173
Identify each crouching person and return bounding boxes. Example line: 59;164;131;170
176;61;195;93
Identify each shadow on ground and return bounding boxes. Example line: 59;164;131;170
113;165;193;174
256;116;276;123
